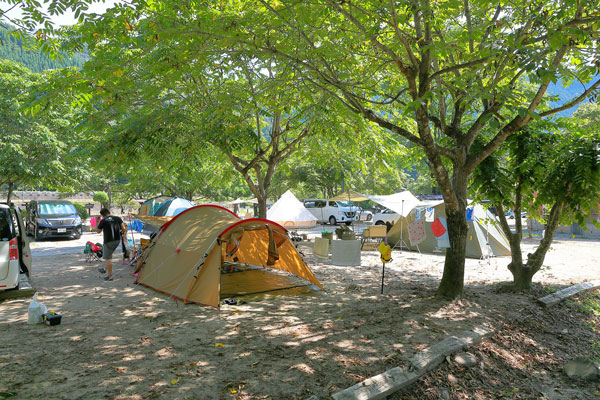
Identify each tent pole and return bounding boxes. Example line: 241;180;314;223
399;200;404;252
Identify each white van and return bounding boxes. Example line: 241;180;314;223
0;203;32;291
303;199;358;225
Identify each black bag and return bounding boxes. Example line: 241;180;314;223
121;235;130;260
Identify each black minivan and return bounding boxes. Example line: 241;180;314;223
26;200;83;240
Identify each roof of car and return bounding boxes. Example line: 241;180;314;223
31;200;74;204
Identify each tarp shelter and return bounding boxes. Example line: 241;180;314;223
139;195;171;216
136;205;323;308
387;201;511;258
367;191;420;217
154;198;194;217
330;190;420;217
267;190;318;229
229;198;250;205
329;190;370;202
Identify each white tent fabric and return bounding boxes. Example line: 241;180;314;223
329;190;419;218
267;190;318;229
229;198;246;205
367;191;420;217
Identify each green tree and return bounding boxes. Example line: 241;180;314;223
0;59;64;202
185;0;600;298
472;121;600;289
93;191;108;209
72;202;89;220
67;12;352;218
0;22;86;72
0;0;114;57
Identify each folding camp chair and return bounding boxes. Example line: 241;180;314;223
361;225;387;250
84;241;103;263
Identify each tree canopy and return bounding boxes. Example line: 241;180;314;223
0;59;65;202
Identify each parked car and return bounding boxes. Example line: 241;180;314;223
357;209;373;223
372;208;400;225
0;203;31;291
303;199;358;225
26;200;83;240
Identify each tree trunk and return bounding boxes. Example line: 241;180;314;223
437;206;468;298
107;183;112;209
515;200;565;288
256;196;267;219
501;199;564;289
6;182;14;203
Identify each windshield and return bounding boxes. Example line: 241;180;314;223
38;202;77;216
337;201;354;207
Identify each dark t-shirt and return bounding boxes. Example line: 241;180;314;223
97;216;124;243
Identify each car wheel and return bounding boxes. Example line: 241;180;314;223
328;216;337;225
375;220;385;225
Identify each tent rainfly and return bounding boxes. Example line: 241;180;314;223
386;201;511;258
154;197;194;217
135;205;323;308
138;195;171;216
267;190;318;229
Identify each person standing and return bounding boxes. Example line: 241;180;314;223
96;208;127;281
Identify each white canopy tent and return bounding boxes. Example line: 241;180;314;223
267;190;318;229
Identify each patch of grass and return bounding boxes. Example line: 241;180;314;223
543;285;558;294
577;296;600;316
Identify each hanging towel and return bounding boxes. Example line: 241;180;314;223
425;208;434;222
415;208;422;221
407;220;426;245
435;217;450;248
466;207;474;221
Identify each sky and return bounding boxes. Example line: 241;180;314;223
0;0;119;27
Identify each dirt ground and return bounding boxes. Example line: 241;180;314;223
0;231;599;399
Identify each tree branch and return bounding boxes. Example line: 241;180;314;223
324;0;410;75
539;78;600;117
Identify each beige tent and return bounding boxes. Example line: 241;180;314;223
267;190;318;228
136;205;323;308
387;202;511;258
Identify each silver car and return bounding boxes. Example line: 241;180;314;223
0;203;32;291
372;208;400;225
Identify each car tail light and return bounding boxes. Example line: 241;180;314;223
9;238;19;260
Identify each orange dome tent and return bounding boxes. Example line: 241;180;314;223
135;205;323;308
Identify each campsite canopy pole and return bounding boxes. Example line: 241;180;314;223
399;200;404;252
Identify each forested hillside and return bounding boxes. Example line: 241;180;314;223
0;22;86;72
